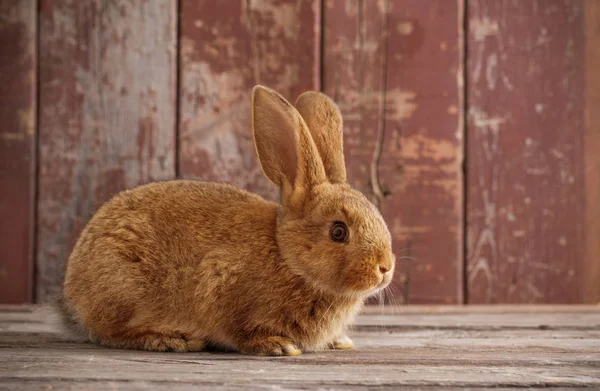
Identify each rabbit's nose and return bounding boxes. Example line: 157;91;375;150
379;265;390;275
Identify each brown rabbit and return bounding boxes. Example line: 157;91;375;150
61;86;395;356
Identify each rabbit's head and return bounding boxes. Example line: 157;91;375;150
252;86;395;298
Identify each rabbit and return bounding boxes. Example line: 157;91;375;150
61;85;395;356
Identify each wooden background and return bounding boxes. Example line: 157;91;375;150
1;0;598;305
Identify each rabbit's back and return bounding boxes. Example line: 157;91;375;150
62;180;278;343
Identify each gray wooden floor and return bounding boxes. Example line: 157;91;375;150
1;305;599;390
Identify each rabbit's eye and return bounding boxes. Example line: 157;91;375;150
330;221;349;243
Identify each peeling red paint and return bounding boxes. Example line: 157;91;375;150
0;0;37;304
583;0;600;303
466;0;586;304
36;0;177;301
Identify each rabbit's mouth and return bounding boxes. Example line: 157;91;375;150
335;259;395;298
370;272;393;293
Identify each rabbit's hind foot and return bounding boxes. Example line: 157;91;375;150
239;336;302;356
96;331;207;353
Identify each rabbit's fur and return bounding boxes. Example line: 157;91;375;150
62;86;395;356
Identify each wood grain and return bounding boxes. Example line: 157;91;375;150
1;305;598;389
0;0;37;304
178;0;320;200
584;0;600;303
36;0;177;301
466;0;587;303
323;0;464;304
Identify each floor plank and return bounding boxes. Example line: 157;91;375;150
1;306;598;389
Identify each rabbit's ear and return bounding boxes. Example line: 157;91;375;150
295;91;346;183
252;86;327;202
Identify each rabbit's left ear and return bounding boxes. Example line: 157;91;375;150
252;85;328;206
295;92;346;183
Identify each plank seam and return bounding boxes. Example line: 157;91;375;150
461;0;470;305
318;0;324;92
32;0;41;304
175;0;181;178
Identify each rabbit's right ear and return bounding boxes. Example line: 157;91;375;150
252;86;327;204
295;91;346;183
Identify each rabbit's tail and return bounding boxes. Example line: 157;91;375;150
55;291;86;337
38;273;88;341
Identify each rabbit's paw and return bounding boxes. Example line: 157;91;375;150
145;333;208;352
328;335;354;350
102;332;207;353
134;333;190;352
239;336;302;356
184;338;207;352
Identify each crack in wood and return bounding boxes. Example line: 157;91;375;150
245;0;260;84
369;0;390;211
401;238;413;304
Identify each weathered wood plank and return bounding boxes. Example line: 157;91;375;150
4;305;599;334
3;328;599;353
0;383;594;391
1;306;598;388
36;0;178;301
1;348;598;388
178;0;320;200
4;304;600;315
356;313;600;330
0;0;37;304
360;304;600;314
466;0;588;303
1;337;598;388
323;0;464;304
584;0;600;304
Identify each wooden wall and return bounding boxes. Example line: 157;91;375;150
465;0;600;303
0;0;37;304
0;0;598;305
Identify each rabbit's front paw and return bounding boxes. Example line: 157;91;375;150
184;338;207;352
239;336;302;356
328;335;354;350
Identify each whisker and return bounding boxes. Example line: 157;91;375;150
393;245;427;252
389;281;407;311
377;290;386;332
384;286;402;314
315;295;340;335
